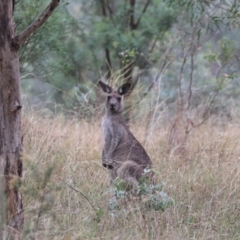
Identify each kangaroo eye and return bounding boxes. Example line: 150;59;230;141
117;97;121;102
107;96;111;101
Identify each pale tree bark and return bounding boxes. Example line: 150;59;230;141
0;1;60;239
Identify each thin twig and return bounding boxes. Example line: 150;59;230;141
65;182;98;211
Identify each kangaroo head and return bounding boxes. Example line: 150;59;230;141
99;81;131;114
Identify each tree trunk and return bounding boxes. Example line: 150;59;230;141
0;1;23;239
0;0;60;239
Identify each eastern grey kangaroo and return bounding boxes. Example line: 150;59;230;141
99;81;153;188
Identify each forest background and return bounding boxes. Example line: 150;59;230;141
7;0;240;239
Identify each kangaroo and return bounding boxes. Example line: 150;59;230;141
99;81;153;188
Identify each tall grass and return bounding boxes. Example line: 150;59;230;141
21;110;240;239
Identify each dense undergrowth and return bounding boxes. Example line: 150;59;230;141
21;111;240;239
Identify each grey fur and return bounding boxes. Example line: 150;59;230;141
99;81;153;188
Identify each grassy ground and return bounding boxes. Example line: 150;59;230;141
21;111;240;240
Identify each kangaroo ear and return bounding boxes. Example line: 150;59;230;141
99;81;112;94
118;83;131;96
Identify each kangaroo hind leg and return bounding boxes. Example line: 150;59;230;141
117;161;142;189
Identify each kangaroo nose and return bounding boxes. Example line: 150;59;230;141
110;103;115;109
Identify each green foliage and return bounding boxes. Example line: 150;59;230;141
17;0;177;111
17;0;240;121
15;0;82;110
219;37;237;63
15;0;71;74
108;169;174;212
88;0;176;66
118;48;139;65
204;36;238;67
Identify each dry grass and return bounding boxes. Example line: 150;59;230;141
21;111;240;240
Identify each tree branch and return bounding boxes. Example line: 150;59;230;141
129;0;136;30
106;0;114;16
135;0;151;29
100;0;107;16
105;48;112;79
14;0;60;47
100;0;112;79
